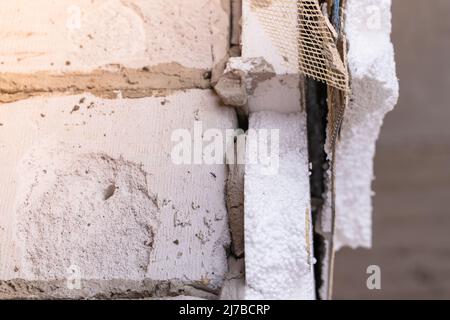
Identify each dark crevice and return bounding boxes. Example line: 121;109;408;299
305;78;329;300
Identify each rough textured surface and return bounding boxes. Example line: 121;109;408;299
221;57;302;114
16;151;159;281
0;0;229;102
238;0;312;300
329;0;399;249
0;0;229;72
0;90;237;298
0;279;215;300
226;142;245;258
214;56;303;118
244;111;314;300
219;257;245;300
214;70;248;107
238;1;304;114
0;64;211;103
335;0;450;299
0;0;236;300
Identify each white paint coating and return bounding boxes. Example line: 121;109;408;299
0;90;236;294
0;0;228;72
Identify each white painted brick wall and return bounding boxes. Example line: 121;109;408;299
0;90;237;298
0;0;229;72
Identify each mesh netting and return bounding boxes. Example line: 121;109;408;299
250;0;349;91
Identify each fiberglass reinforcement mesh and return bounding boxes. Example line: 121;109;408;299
250;0;349;91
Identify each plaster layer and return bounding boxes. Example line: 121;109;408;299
244;111;315;300
0;90;237;298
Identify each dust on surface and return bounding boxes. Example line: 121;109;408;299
15;148;160;280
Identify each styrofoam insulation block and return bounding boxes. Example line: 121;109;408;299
329;0;399;249
0;0;228;72
238;0;313;300
244;111;315;300
0;90;237;298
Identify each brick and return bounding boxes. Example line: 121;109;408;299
0;90;237;299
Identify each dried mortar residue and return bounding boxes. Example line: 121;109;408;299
0;278;218;300
0;63;211;103
214;57;276;109
15;149;160;281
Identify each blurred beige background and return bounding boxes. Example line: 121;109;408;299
334;0;450;299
